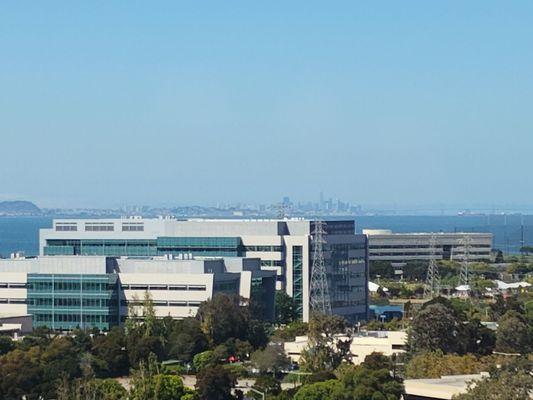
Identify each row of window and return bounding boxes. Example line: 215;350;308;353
331;299;366;308
122;224;144;231
124;300;202;307
370;252;490;257
260;260;284;267
369;244;491;249
0;298;27;304
245;245;283;252
55;224;77;231
29;298;117;307
85;223;115;231
0;283;27;289
337;258;366;266
34;314;117;323
335;285;366;293
121;284;206;291
30;282;114;292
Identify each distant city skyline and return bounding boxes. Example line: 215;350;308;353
2;2;533;208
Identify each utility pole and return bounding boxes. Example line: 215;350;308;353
424;234;440;298
309;219;332;315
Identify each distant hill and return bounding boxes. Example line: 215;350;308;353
0;201;41;216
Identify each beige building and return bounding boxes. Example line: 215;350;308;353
404;373;489;400
283;330;407;364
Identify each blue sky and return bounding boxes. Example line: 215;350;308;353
1;2;532;209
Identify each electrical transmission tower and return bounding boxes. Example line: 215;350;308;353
459;235;472;288
309;219;332;315
424;234;440;298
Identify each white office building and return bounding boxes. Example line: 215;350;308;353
40;217;369;322
0;254;275;331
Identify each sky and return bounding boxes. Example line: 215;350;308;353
1;1;533;209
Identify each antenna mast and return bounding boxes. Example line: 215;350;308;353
309;219;332;315
424;234;440;298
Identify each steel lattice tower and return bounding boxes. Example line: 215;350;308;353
309;219;332;315
424;234;440;298
459;235;472;288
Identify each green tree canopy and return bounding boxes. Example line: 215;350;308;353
195;365;236;400
495;310;532;354
453;370;533;400
409;303;462;354
250;344;291;375
275;291;297;325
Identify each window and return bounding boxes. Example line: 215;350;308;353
122;223;144;232
56;223;78;231
148;285;167;290
169;285;187;291
130;285;149;290
188;285;206;291
8;283;27;289
85;223;114;231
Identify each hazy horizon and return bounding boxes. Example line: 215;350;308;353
2;2;533;209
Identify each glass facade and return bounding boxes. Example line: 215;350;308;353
156;237;243;257
292;246;303;319
326;239;368;322
27;274;119;331
44;237;244;257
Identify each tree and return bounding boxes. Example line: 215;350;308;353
275;291;297;325
91;326;129;377
494;249;504;263
342;364;404;400
0;347;44;400
308;313;346;341
130;374;190;400
453;370;533;400
193;350;216;371
405;351;486;379
57;377;128;400
293;379;344;400
272;321;308;342
166;317;208;363
300;314;351;372
92;378;128;400
197;294;249;346
40;336;82;397
127;334;164;366
0;336;14;356
130;354;192;400
250;344;291;375
251;375;281;397
495;311;532;354
409;303;462;354
458;319;495;355
196;365;236;400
